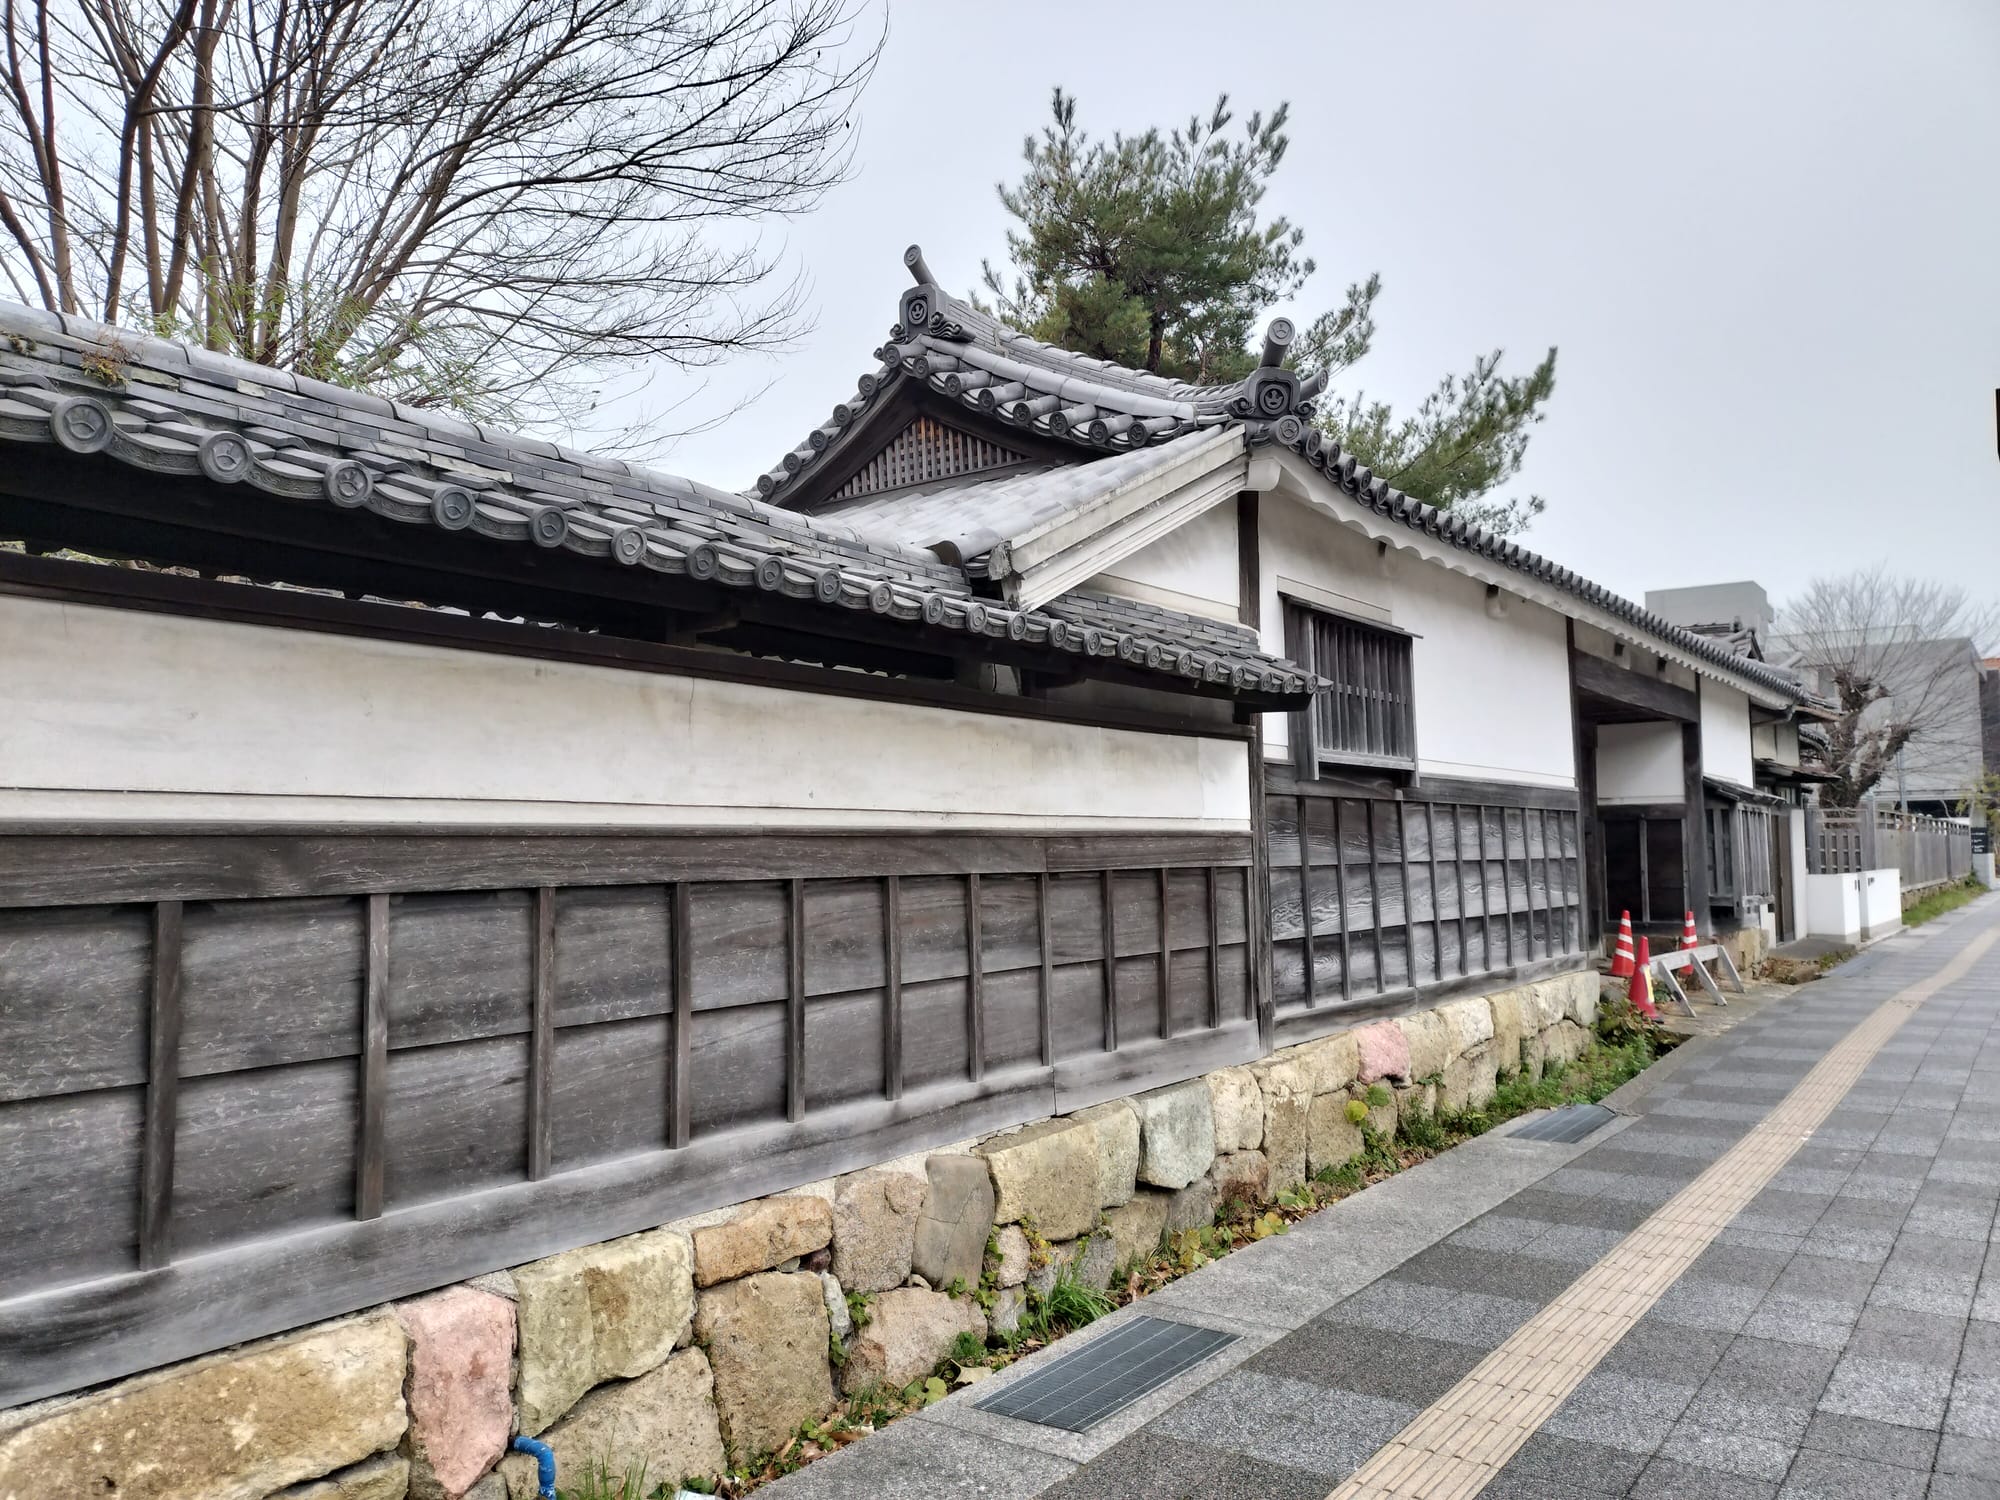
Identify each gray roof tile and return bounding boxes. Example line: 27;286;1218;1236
0;301;1317;704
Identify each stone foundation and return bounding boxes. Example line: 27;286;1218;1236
0;970;1599;1500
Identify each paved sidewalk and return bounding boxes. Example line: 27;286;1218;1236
765;898;2000;1500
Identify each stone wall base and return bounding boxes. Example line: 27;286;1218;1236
0;968;1600;1500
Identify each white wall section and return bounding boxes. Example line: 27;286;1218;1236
1597;722;1684;805
1700;680;1755;788
1255;496;1575;786
0;596;1250;831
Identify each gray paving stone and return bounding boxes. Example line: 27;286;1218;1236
758;1413;1075;1499
1799;1411;1939;1471
1628;1455;1780;1498
1704;1338;1839;1407
1245;1321;1480;1407
1146;1372;1414;1483
1033;1431;1324;1500
1659;1420;1796;1481
1543;1369;1696;1456
1777;1448;1930;1499
1934;1431;2000;1477
1849;1306;1968;1368
1492;1432;1648;1497
1819;1353;1954;1431
1602;1322;1735;1384
1957;1320;2000;1376
1654;1278;1767;1334
1944;1374;2000;1440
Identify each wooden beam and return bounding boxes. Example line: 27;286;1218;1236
356;895;389;1219
138;900;184;1270
0;830;1250;910
1571;647;1699;723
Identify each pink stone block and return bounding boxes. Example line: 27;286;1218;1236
1354;1021;1411;1085
396;1286;516;1498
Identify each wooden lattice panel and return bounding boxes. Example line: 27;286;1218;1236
834;415;1031;499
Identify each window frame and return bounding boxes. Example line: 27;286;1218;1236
1281;596;1420;778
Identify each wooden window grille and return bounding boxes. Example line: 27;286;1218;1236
1283;600;1417;774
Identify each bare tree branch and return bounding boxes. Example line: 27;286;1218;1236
1775;567;2000;808
0;0;880;432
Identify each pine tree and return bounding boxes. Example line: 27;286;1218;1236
985;90;1558;535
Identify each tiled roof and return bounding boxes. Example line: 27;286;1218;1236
1260;416;1811;701
825;428;1231;575
754;246;1809;705
0;301;1319;703
750;245;1321;505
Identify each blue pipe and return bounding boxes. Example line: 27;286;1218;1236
511;1435;556;1500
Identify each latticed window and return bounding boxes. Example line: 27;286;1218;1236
1283;600;1417;773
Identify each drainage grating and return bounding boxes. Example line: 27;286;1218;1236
1509;1102;1617;1143
972;1315;1238;1431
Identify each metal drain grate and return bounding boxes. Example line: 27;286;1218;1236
972;1315;1237;1431
1509;1102;1616;1143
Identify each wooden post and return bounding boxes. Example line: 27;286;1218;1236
786;879;806;1122
1036;872;1055;1066
1100;869;1119;1052
1247;719;1276;1049
357;895;389;1218
1297;794;1316;1008
1156;867;1172;1039
527;889;555;1181
139;900;185;1269
1682;722;1711;938
966;874;986;1080
1205;866;1222;1030
883;875;904;1099
1331;797;1353;1004
1427;802;1445;985
1365;800;1387;993
670;883;693;1147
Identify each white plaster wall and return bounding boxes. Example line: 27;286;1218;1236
1254;496;1575;787
1806;873;1862;942
1700;680;1755;788
0;595;1251;831
1085;499;1239;623
1861;869;1903;936
1596;722;1683;805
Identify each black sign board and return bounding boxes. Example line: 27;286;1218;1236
1973;825;1990;855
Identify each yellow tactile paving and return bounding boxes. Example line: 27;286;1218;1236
1325;924;2000;1500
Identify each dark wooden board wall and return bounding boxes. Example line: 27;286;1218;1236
1261;771;1586;1035
0;827;1253;1407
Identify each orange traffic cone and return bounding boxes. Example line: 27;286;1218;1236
1680;911;1699;950
1628;936;1659;1019
1609;911;1635;978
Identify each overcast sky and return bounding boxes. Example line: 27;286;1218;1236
623;0;2000;616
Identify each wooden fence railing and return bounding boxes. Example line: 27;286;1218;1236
1806;806;1972;894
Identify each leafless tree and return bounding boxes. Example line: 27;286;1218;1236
0;0;878;430
1776;568;2000;808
